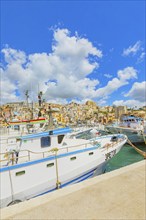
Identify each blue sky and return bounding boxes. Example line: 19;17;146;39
1;0;146;107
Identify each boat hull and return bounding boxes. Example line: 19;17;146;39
0;147;106;208
0;134;126;208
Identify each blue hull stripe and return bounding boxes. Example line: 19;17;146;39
0;146;98;173
61;168;96;188
33;167;97;198
77;173;94;183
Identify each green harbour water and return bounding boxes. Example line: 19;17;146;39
106;143;146;172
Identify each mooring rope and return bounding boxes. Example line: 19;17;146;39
142;131;146;145
127;139;146;159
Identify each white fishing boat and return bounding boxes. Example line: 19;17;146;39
0;127;127;208
105;115;145;143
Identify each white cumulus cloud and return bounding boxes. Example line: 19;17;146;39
0;28;102;104
0;28;139;106
117;67;137;81
113;81;146;107
94;67;137;99
125;81;146;102
113;99;145;108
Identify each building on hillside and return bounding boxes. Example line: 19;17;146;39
115;106;127;119
5;102;24;108
85;100;97;108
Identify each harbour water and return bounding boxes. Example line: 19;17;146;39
106;143;146;172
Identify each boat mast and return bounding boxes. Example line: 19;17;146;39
25;90;29;108
38;91;43;107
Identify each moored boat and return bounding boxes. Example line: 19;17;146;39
0;127;127;208
105;115;145;143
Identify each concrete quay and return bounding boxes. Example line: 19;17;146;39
1;160;146;220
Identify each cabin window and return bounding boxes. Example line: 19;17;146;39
89;152;94;156
58;135;64;144
46;163;54;167
16;171;25;176
41;136;51;148
70;156;76;161
14;125;20;130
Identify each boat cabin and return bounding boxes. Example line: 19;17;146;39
120;115;143;129
16;127;72;153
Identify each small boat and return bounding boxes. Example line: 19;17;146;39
0;127;127;208
105;115;145;143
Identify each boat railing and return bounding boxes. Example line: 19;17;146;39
0;125;40;138
0;135;126;167
60;141;100;153
0;149;55;166
101;136;127;150
0;140;100;166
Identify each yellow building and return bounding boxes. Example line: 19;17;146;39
115;106;127;119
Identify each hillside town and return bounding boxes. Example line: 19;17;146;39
1;98;146;127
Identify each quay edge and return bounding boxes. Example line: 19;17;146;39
1;160;146;220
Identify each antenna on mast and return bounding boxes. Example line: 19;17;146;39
25;90;29;107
